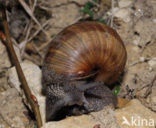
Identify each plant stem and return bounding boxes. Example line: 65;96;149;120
0;5;42;128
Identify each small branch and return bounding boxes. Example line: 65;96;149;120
38;40;52;51
23;52;42;66
111;0;115;28
138;97;156;113
19;19;50;56
136;75;156;112
18;0;48;37
0;113;12;128
129;57;156;66
22;19;50;45
20;20;32;56
144;75;156;98
0;6;42;128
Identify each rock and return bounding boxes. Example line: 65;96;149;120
150;95;156;111
153;18;156;23
43;115;98;128
0;70;10;92
133;19;156;47
118;0;133;8
48;0;89;7
114;8;131;22
117;0;156;103
0;41;11;69
90;107;120;128
0;40;21;70
117;97;129;108
8;60;42;94
126;43;141;64
119;42;156;99
115;99;156;128
70;0;90;5
51;4;81;27
120;62;155;98
47;2;81;36
42;107;119;128
7;60;46;123
148;60;156;68
150;85;156;111
130;0;156;48
145;85;156;111
0;88;30;128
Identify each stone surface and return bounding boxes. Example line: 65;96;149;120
116;0;156;100
133;19;156;47
0;41;21;70
126;43;141;64
115;99;156;128
150;85;156;111
47;0;89;7
8;60;42;95
7;60;46;123
114;8;132;22
42;107;119;128
0;88;30;128
43;115;99;128
0;70;10;92
146;84;156;111
119;41;156;99
118;0;133;8
0;41;11;69
46;1;82;37
117;97;129;108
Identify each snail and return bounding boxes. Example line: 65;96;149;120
42;21;127;121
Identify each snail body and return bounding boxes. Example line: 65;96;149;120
42;22;127;121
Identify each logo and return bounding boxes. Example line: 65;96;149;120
122;116;155;127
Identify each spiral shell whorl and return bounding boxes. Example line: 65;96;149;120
45;22;127;84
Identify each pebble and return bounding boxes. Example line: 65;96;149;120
7;60;46;123
115;99;156;128
0;88;30;128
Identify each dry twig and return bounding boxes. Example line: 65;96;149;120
129;57;156;66
20;20;32;55
18;0;48;36
23;52;42;66
111;0;115;27
136;75;156;112
0;6;42;128
144;75;156;98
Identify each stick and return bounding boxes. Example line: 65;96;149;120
18;0;48;36
0;6;42;128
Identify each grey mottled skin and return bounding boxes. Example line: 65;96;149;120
42;65;117;121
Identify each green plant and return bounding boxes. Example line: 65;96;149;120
95;19;107;24
80;1;95;18
80;0;106;24
34;125;38;128
114;85;120;96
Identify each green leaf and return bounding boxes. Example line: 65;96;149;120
84;1;94;9
95;19;107;24
80;9;94;18
34;125;37;128
114;85;120;96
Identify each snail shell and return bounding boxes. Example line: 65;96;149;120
44;22;127;84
